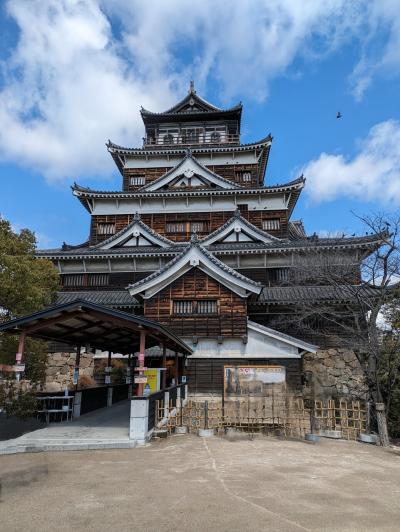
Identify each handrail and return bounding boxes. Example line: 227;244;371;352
143;133;240;147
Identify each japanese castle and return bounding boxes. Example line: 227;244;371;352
38;82;383;395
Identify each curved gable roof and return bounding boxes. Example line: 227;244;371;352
140;152;242;192
128;235;262;299
201;210;282;246
91;213;174;250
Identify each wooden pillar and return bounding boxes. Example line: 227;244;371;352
105;350;112;385
175;351;179;385
137;330;146;396
162;343;167;390
74;345;82;390
15;332;26;382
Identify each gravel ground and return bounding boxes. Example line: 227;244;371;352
0;434;399;532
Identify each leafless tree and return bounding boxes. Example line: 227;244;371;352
274;214;400;445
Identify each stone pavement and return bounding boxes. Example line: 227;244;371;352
1;434;400;531
0;400;132;454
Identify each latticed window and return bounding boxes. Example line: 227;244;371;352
62;274;85;287
262;219;280;231
239;172;252;182
166;222;186;233
61;274;109;287
88;274;109;286
191;221;206;233
129;176;145;186
173;300;217;315
166;221;208;233
97;223;116;235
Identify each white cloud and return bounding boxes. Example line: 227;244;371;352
0;0;398;181
302;120;400;205
349;0;400;101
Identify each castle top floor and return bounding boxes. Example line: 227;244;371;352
140;82;243;149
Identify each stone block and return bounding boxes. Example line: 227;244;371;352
45;382;62;393
130;399;149;418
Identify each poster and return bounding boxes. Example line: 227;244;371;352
224;366;286;398
144;369;160;392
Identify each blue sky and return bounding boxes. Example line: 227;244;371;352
0;1;399;248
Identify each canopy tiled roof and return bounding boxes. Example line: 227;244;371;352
56;290;138;308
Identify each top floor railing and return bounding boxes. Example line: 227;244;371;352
143;132;240;148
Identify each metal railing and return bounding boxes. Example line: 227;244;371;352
143;132;240;147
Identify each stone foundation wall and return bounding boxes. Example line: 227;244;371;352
303;348;367;399
44;353;95;392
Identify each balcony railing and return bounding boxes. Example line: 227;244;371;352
143;132;240;148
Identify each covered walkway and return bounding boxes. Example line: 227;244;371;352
0;401;132;454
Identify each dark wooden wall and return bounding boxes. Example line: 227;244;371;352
89;209;289;244
186;358;303;396
122;163;260;191
144;269;247;338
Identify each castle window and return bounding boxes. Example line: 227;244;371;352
61;273;109;287
129;176;145;186
173;300;217;315
239;171;252;182
97;223;116;236
262;219;280;231
166;222;186;233
191;221;207;233
163;134;174;144
210;131;221;143
166;221;209;233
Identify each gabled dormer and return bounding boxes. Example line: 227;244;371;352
201;210;282;246
91;213;174;250
140;152;241;191
128;234;261;299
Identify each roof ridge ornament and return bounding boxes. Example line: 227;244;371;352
190;232;199;245
185;148;193;157
133;211;141;221
189;80;196;94
234;208;241;218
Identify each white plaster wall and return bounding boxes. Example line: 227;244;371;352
183;328;300;359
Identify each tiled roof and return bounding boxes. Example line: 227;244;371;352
56;290;138;308
139;152;242;191
201;210;282;245
106;135;272;156
128;237;262;294
256;284;381;304
90;214;174;250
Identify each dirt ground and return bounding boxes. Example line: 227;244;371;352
0;434;400;532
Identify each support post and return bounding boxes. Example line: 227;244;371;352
15;332;26;382
128;353;133;399
137;330;146;396
73;391;82;418
162;343;167;390
175;351;179;385
105;350;112;385
74;345;81;390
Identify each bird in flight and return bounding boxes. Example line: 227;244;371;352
336;111;342;119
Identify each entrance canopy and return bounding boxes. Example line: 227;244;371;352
0;300;192;356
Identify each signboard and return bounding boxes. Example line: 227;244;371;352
224;365;286;398
73;368;79;385
125;376;132;384
134;376;147;384
105;375;111;384
12;364;25;372
144;369;161;393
